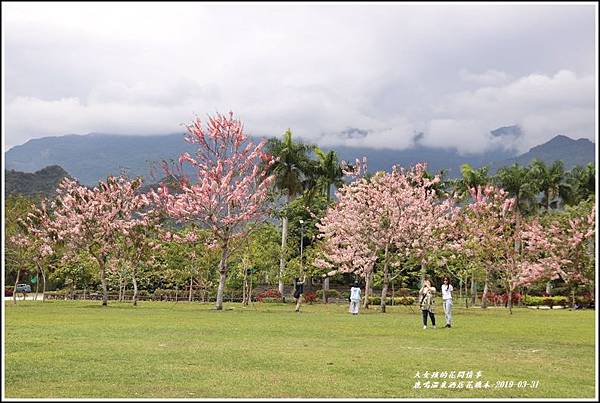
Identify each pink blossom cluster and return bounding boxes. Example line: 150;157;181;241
151;112;275;244
316;163;457;278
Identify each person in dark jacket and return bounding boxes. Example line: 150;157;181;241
293;275;306;312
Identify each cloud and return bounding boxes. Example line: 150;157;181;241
3;3;596;153
459;69;513;86
420;70;596;153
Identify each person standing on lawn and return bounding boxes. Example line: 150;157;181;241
419;278;436;329
442;276;453;328
293;275;306;312
349;281;361;315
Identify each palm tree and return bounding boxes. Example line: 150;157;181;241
264;129;317;299
529;159;569;210
494;163;539;216
452;164;491;201
314;147;344;202
566;163;595;205
493;163;539;311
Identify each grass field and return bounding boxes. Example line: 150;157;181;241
3;300;597;398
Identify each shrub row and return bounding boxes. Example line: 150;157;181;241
315;289;341;299
522;295;570;307
367;296;416;305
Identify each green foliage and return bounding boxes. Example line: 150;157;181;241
50;251;98;290
522;295;569;307
264;129;318;200
315;289;341;299
367;296;416;305
494;163;539;215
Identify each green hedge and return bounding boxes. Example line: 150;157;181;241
315;289;341;299
522;295;569;307
367;296;416;305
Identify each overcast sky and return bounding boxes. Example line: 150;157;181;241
2;2;597;153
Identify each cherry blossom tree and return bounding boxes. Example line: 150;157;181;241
51;176;151;306
520;203;595;305
316;163;456;312
151;112;275;310
12;198;59;303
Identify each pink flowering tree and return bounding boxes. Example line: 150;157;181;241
113;211;162;306
52;175;151;306
151;112;275;310
455;185;547;313
316;163;455;312
11;198;59;303
455;186;517;308
520;202;595;305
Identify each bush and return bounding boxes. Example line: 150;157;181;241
256;289;283;302
575;294;594;308
5;287;14;297
261;297;279;303
367;296;416;305
315;289;341;299
499;292;522;305
303;291;317;304
522;295;569;307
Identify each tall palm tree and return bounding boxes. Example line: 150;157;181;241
264;129;317;298
529;159;569;210
566;163;595;205
494;163;539;217
314;147;344;202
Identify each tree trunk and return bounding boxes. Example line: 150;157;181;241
380;244;390;313
34;266;40;301
249;272;253;304
278;214;289;301
470;277;477;306
215;242;229;310
482;270;489;309
98;256;109;306
13;268;20;305
175;285;179;303
508;286;513;315
363;269;372;309
459;278;463;299
189;277;193;302
41;267;46;303
242;269;249;305
545;281;552;296
322;276;330;304
132;267;138;306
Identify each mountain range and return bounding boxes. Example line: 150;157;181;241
5;132;596;186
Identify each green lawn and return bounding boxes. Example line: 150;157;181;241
3;300;596;398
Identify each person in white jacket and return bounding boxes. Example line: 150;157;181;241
349;281;361;315
442;276;453;328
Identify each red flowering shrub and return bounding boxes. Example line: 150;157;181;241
256;289;282;302
303;291;317;304
501;292;522;304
